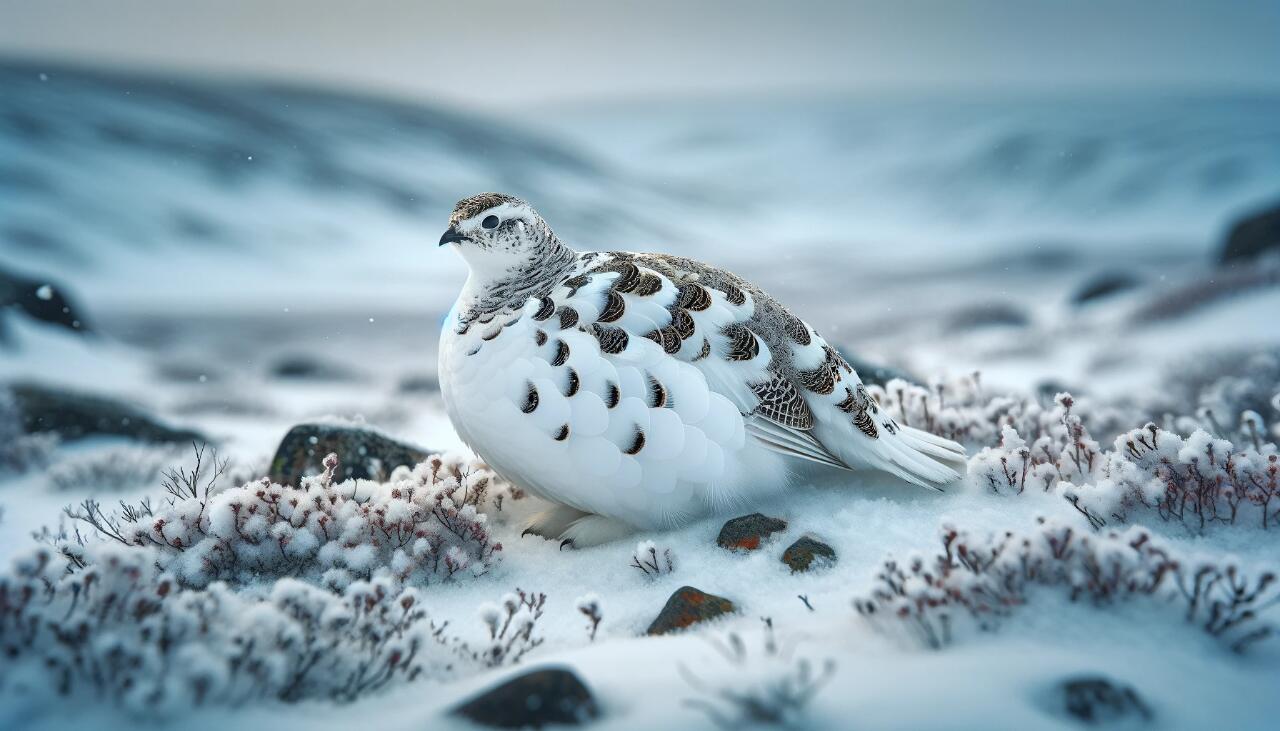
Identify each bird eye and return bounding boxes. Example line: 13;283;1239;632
482;215;500;229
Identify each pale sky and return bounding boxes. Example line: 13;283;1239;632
1;0;1277;108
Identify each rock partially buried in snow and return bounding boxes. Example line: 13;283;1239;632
1219;199;1280;264
268;353;360;382
269;422;430;485
646;586;736;635
0;265;90;339
716;513;787;551
1057;675;1153;726
1071;271;1141;306
781;536;837;573
396;372;440;393
8;381;206;444
451;666;600;728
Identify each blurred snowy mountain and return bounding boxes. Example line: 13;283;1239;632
0;61;678;311
538;95;1280;262
3;60;1280;316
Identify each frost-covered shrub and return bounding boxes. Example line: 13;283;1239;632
47;444;183;492
868;375;1137;450
968;392;1280;532
0;544;443;710
61;450;506;588
854;521;1276;653
967;393;1101;496
2;442;554;712
681;618;836;729
631;540;676;577
1071;423;1279;531
1157;347;1280;439
466;589;547;667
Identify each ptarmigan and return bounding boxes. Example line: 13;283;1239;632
438;193;966;546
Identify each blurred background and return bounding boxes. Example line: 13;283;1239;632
2;0;1279;468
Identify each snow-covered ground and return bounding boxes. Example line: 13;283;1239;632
2;62;1280;729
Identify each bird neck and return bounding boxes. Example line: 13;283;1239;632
458;233;579;325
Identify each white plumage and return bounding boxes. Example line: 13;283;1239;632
438;193;966;546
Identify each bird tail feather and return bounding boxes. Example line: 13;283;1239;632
871;426;967;492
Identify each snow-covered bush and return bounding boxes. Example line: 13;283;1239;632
466;589;547;667
1153;346;1280;439
868;375;1138;450
1072;423;1280;530
966;393;1101;496
0;544;443;711
967;392;1280;531
47;444;183;492
681;618;836;729
60;449;506;588
854;521;1276;653
631;539;676;577
0;447;566;712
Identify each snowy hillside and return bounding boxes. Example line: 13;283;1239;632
5;61;1280;308
536;95;1280;262
2;61;1280;731
0;61;680;309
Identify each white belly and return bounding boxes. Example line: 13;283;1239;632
438;301;787;529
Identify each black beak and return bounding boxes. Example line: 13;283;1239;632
439;226;469;247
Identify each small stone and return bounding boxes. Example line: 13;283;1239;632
716;513;787;551
646;586;736;635
451;666;600;728
1058;675;1153;726
781;536;837;573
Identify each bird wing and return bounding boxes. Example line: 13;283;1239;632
583;252;967;490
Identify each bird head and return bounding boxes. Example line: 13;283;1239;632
439;193;557;278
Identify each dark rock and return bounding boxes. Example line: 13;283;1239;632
1072;272;1141;306
397;372;439;393
269;422;430;485
1220;200;1280;264
8;382;205;444
781;536;837;573
0;265;90;336
1058;676;1153;726
836;347;920;387
716;513;787;551
451;666;600;728
269;354;358;381
1128;264;1280;324
945;302;1030;331
646;586;736;635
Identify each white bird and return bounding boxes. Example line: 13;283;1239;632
438;193;966;546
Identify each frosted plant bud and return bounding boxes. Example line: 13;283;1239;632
477;602;502;634
575;593;600;614
501;593;519;614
